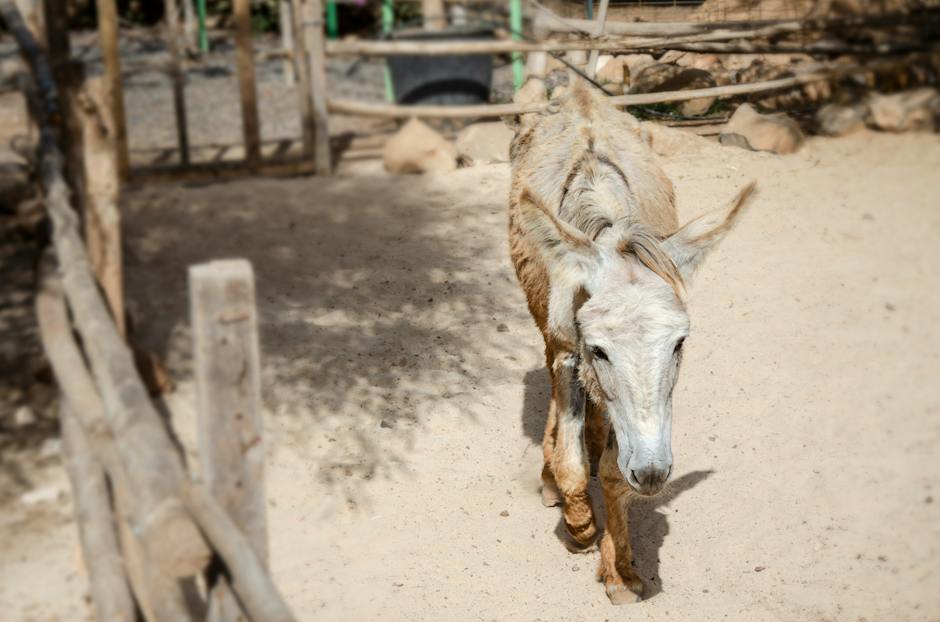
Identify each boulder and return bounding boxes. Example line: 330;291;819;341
867;88;940;132
816;102;867;136
456;122;514;166
596;55;628;86
633;66;718;116
514;77;548;128
720;103;805;154
383;119;457;175
621;54;656;85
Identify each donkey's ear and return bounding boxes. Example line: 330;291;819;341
515;187;598;281
663;182;756;282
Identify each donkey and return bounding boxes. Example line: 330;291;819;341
508;79;755;604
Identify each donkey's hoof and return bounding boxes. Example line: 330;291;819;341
540;482;563;507
605;584;643;605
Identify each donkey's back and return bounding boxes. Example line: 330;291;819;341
509;84;677;239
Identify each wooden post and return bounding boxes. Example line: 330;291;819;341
77;76;125;337
60;402;137;622
290;0;315;156
301;0;332;174
280;0;295;85
165;0;191;166
586;0;610;78
422;0;445;30
190;259;266;622
94;0;129;180
233;0;262;168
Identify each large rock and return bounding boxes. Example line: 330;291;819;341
867;88;940;132
632;65;718;117
816;102;867;136
514;77;548;127
720;103;805;154
456;122;514;166
383;119;457;174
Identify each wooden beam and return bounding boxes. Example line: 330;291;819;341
327;68;843;118
233;0;262;168
280;0;295;85
94;0;129;179
190;260;266;622
301;0;332;174
422;0;445;30
184;483;296;622
60;401;137;622
164;0;191;165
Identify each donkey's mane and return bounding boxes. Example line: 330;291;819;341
616;221;685;296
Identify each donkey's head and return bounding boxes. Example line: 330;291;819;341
518;183;755;495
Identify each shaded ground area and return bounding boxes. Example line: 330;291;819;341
1;129;938;621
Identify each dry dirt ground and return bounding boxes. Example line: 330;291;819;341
1;127;939;621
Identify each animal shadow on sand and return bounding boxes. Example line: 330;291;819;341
522;368;713;599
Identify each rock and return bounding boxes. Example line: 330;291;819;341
383;119;458;175
721;104;805;154
20;485;64;506
659;50;686;65
514;77;548;128
867;88;940;132
621;54;656;84
596;55;627;86
632;66;717;117
13;405;36;427
39;437;62;459
630;63;682;95
499;510;509;517
456;122;514;166
816;102;867;136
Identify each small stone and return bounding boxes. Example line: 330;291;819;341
13;406;36;427
20;485;63;506
571;564;580;572
721;103;804;155
884;302;896;311
925;495;933;504
39;437;61;459
877;555;888;562
499;510;509;517
754;566;766;572
496;323;509;333
380;420;394;429
383;118;457;175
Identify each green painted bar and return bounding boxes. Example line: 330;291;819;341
197;0;208;52
510;0;524;90
326;1;339;39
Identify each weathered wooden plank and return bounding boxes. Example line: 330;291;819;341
301;0;332;174
93;0;129;179
190;259;266;622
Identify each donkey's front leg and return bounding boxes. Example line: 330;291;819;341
597;435;644;604
550;352;597;551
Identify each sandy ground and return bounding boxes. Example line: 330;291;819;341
1;127;939;621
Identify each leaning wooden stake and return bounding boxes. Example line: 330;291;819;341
290;0;315;156
164;0;191;165
60;401;137;622
185;483;296;622
190;259;267;622
586;0;610;78
301;0;332;174
280;0;295;85
234;0;262;168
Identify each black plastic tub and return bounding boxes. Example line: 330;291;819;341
386;27;494;106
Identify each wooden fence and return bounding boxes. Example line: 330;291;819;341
74;0;939;181
0;1;297;620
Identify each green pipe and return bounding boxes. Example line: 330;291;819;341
510;0;523;91
326;2;339;40
382;0;395;102
197;0;208;52
585;0;593;20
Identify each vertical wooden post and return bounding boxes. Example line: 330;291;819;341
586;0;610;78
94;0;129;180
279;0;295;86
422;0;444;30
233;0;262;168
77;77;125;337
165;0;190;166
190;259;266;622
301;0;331;174
290;0;315;156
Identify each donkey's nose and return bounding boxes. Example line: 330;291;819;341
628;464;672;496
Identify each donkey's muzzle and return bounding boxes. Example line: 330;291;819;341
627;464;672;496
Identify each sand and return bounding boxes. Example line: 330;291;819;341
1;128;938;621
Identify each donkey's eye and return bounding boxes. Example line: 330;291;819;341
590;346;609;361
674;338;686;356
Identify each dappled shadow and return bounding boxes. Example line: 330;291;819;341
121;168;516;499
